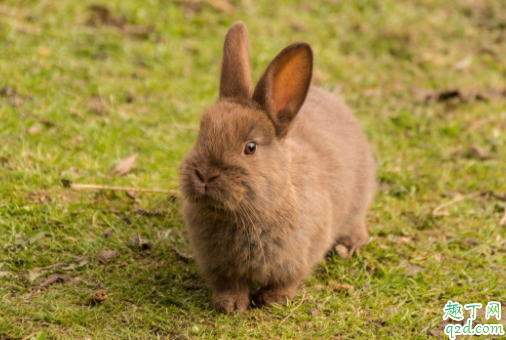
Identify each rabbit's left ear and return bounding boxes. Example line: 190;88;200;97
219;21;253;101
253;43;313;138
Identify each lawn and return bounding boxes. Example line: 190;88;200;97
1;0;505;339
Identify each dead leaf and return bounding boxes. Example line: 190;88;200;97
36;46;52;56
126;88;136;103
130;235;152;251
452;56;472;71
370;320;386;328
102;228;114;238
28;124;42;135
125;190;139;203
412;88;506;104
500;205;506;226
112;154;137;176
72;135;84;144
62;258;89;271
396;236;412;244
0;85;27;106
207;0;234;13
366;263;376;274
171;246;194;261
333;284;354;292
87;5;154;38
175;0;202;14
36;273;66;288
313;284;325;291
174;0;234;14
87;289;108;305
87;97;105;115
405;264;424;276
11;96;26;106
0;86;16;96
70;107;83;117
467;145;495;160
121;25;154;39
291;22;307;32
490;192;506;201
468;118;492;132
461;237;480;246
309;308;320;316
363;88;382;97
427;329;443;337
87;5;126;27
98;249;118;262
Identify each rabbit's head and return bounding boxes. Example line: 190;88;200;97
180;22;312;212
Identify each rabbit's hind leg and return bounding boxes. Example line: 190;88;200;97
333;217;369;258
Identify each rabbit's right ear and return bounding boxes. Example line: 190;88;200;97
219;22;253;101
252;43;313;138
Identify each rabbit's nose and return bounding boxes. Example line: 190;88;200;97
195;170;219;184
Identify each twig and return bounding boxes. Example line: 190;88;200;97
0;17;42;34
279;289;306;326
21;334;34;340
70;183;178;195
36;262;64;271
432;193;480;217
171;246;194;261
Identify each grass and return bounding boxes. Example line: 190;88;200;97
1;0;505;339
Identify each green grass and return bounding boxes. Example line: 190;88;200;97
1;0;506;339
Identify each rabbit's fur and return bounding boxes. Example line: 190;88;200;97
179;22;376;313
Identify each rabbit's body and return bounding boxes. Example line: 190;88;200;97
180;22;375;313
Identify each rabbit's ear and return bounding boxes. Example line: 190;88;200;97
219;22;253;100
253;43;313;137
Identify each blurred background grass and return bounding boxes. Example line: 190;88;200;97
0;0;505;339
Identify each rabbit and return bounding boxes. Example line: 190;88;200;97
179;21;376;313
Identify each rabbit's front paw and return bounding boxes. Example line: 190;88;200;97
212;290;249;313
256;285;298;307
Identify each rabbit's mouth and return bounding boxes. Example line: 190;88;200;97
193;190;243;212
194;194;218;206
182;178;230;208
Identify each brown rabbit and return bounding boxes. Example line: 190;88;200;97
179;21;376;313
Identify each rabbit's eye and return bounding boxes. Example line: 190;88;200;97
244;142;257;155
